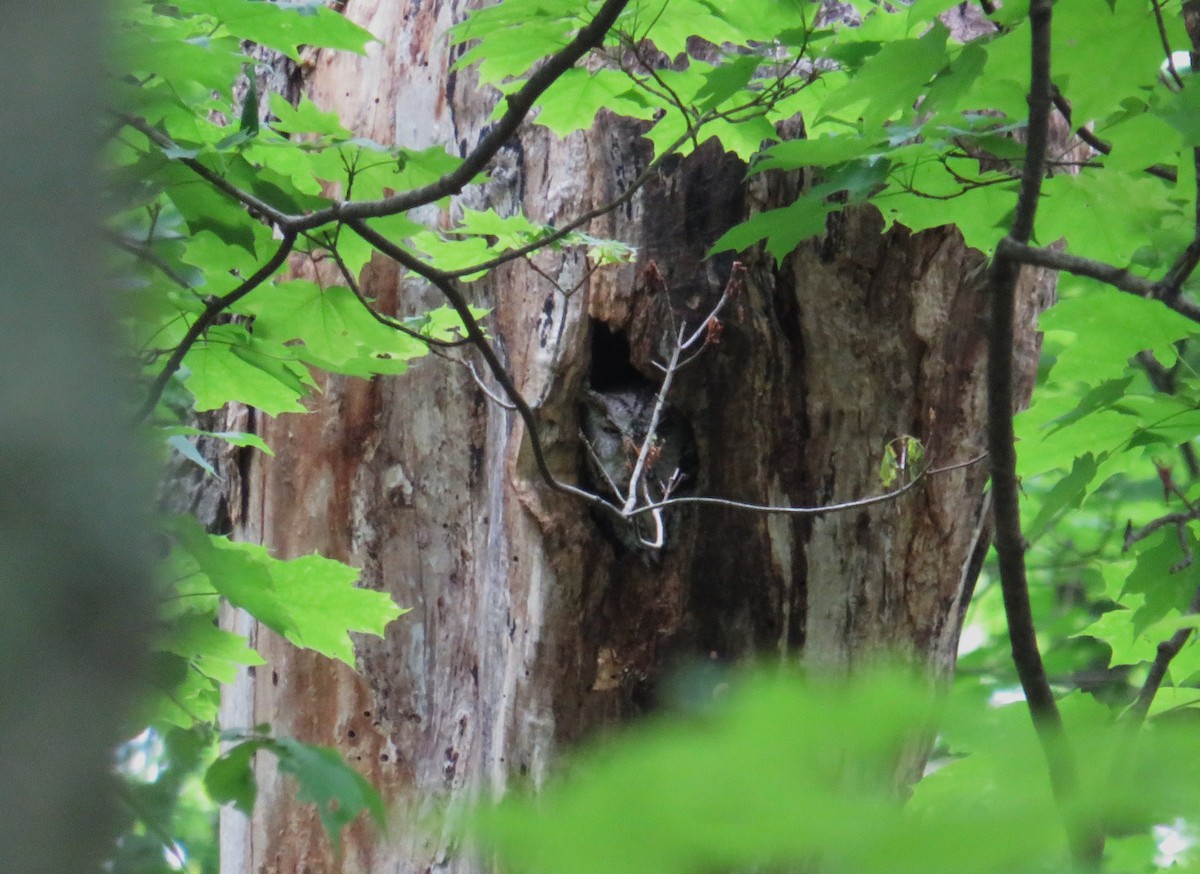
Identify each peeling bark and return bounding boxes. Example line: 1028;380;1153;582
220;3;1052;871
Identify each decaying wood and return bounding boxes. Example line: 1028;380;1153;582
221;3;1053;871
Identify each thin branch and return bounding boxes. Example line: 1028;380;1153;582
108;231;196;290
621;325;685;514
134;231;297;424
1049;88;1177;184
452;357;518;410
1153;0;1186;90
1162;236;1200;296
287;0;631;231
997;238;1157;296
1125;505;1200;547
580;429;630;502
524;251;597;299
985;0;1102;863
120;115;291;225
997;238;1200;324
614;268;735;529
627;454;975;517
322;237;472;349
1124;584;1200;725
637;477;666;548
441;121;701;279
346;218;609;508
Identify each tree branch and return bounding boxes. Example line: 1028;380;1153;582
1123;584;1200;725
996;239;1200;324
628;453;986;518
120;115;292;226
134;231;297;424
345;218;609;508
985;0;1102;862
1048;88;1176;184
288;0;631;231
320;237;471;349
122;0;630;236
108;231;196;290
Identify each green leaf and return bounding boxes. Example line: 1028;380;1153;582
452;0;579;82
1037;172;1175;265
534;68;655;136
1123;528;1199;632
710;199;833;264
1050;0;1169;126
274;739;388;842
170;517;405;666
158;613;266;685
166;434;219;477
268;93;353;138
182;325;315;415
172;0;377;60
693;54;761;112
238;73;260;136
162;425;275;456
207;736;386;852
1039;290;1195;386
1025;453;1098;543
818;24;950;130
752;133;885;174
263;553;406;662
1157;82;1200;145
239;279;428;369
204;740;259;815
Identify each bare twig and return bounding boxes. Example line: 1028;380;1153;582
629;452;987;518
621;326;685;515
455;358;518;410
1125;506;1200;548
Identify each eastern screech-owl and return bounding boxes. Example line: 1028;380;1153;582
580;387;696;550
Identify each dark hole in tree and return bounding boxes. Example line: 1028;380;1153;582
588;320;649;391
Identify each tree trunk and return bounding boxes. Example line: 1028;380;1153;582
221;3;1051;871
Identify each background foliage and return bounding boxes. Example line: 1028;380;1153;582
107;0;1200;871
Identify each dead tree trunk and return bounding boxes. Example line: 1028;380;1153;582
220;3;1051;871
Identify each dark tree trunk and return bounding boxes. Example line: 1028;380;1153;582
221;3;1051;870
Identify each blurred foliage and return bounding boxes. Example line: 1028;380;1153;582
472;667;1200;874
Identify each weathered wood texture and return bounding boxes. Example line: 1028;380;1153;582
221;3;1051;871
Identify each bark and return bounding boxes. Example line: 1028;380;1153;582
220;3;1052;871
